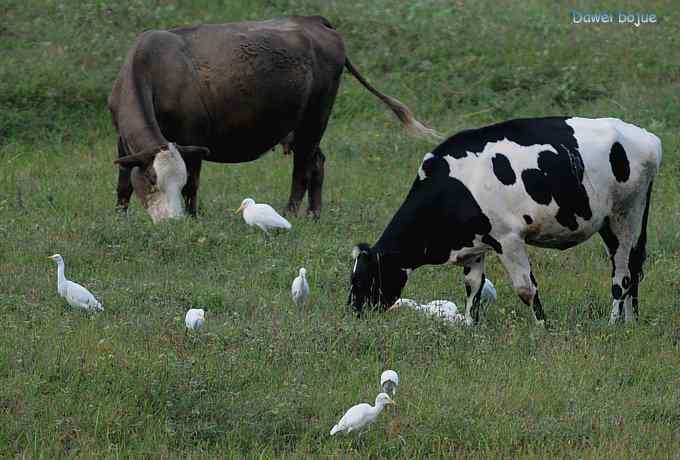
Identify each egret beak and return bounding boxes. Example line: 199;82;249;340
235;203;245;214
389;400;397;406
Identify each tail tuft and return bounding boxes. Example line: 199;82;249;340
345;58;443;143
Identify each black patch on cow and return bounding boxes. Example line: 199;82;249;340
621;276;631;290
492;153;516;185
598;217;619;277
464;266;471;275
523;150;592;230
612;284;623;300
375;154;493;268
521;169;552;205
523;215;533;224
599;218;619;256
609;142;630;182
530;271;537;287
465;283;472;297
482;234;503;254
421;155;451;180
532;291;546;321
433;117;592;231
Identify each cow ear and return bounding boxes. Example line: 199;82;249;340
114;145;164;167
176;144;210;157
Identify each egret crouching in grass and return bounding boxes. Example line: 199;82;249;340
482;278;497;303
291;267;310;306
380;370;399;397
48;254;103;312
235;198;292;237
389;298;465;323
185;308;206;332
330;393;395;436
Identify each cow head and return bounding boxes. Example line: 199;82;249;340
115;143;209;223
348;243;408;316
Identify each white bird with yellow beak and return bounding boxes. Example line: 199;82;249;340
380;370;399;397
48;254;103;312
185;308;206;332
330;393;396;436
235;198;292;235
291;267;310;306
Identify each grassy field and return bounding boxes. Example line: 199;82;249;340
2;0;680;457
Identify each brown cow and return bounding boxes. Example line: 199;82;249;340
109;15;440;223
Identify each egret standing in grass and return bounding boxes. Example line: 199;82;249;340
330;393;395;436
185;308;206;332
235;198;291;236
48;254;103;312
380;370;399;397
291;267;310;306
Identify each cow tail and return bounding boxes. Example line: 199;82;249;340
344;57;443;142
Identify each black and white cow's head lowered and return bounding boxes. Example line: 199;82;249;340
115;143;210;223
348;243;408;315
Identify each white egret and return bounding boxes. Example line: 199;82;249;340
390;298;465;323
48;254;103;312
482;278;497;303
380;370;399;396
330;393;395;436
185;308;206;331
291;267;309;306
235;198;291;235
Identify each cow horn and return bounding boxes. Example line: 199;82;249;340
176;145;211;157
114;144;168;166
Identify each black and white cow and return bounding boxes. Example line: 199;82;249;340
348;117;661;325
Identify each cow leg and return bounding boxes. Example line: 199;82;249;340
285;75;341;219
285;145;312;216
498;237;546;326
626;183;653;322
599;190;650;324
116;137;133;213
182;157;202;217
306;146;325;220
463;255;486;325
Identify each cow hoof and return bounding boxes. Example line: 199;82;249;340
283;205;300;217
307;209;321;221
115;206;129;217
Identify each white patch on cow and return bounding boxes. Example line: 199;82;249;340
418;152;434;180
146;143;188;223
352;257;358;274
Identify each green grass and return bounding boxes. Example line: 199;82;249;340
2;0;680;457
